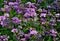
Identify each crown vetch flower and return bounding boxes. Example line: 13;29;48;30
0;16;5;21
50;18;55;25
50;29;57;37
11;28;18;33
24;8;37;18
24;34;30;39
40;13;46;17
30;30;38;35
12;17;21;24
4;13;9;17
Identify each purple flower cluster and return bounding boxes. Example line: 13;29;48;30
12;17;21;24
0;0;60;41
24;8;37;18
0;35;9;41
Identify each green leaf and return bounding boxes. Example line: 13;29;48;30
0;0;3;8
10;8;17;18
